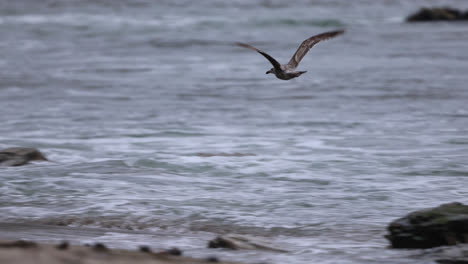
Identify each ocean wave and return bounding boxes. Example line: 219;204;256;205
0;13;161;28
0;13;344;31
148;38;227;48
0;13;230;30
4;215;328;237
252;18;345;27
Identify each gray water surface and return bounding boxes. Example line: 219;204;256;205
1;0;468;263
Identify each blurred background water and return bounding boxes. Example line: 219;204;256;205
1;0;468;263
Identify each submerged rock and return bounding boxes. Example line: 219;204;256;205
386;202;468;248
407;7;468;22
0;147;47;166
208;234;288;252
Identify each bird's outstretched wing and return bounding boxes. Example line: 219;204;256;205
236;42;282;73
287;30;344;69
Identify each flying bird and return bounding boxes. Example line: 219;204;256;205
236;30;344;80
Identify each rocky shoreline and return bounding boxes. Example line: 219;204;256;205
0;240;245;264
3;147;468;263
407;7;468;22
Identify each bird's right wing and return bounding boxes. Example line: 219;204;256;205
236;42;282;73
287;30;344;69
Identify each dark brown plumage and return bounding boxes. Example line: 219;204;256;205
236;30;344;80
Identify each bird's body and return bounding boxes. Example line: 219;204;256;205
236;30;344;80
266;65;308;80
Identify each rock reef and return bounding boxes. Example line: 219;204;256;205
386;202;468;249
208;234;288;252
0;147;47;166
407;7;468;22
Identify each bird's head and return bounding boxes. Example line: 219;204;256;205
266;68;275;74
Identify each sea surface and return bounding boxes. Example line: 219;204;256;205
1;0;468;263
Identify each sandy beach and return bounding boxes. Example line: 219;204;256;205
0;239;244;264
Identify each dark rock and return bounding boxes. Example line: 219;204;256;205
386;202;468;248
138;245;151;253
166;247;182;256
208;236;238;250
0;240;37;248
206;256;220;262
407;7;468;22
92;243;108;252
56;241;69;250
0;147;47;166
208;234;288;252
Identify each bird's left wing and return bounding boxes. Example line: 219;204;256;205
236;42;282;73
286;30;344;69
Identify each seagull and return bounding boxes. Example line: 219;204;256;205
236;30;344;80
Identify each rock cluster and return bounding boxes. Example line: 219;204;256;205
407;7;468;22
208;234;288;252
0;147;47;166
386;202;468;249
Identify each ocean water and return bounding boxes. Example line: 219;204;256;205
1;0;468;263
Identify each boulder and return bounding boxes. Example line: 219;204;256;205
386;202;468;248
0;147;47;166
407;7;468;22
208;234;288;252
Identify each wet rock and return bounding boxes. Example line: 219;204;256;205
138;245;151;253
55;241;69;250
208;234;288;252
407;7;468;22
165;247;182;256
0;240;37;248
0;147;47;166
92;243;108;252
206;256;220;262
386;202;468;248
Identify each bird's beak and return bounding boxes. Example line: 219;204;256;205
266;70;271;74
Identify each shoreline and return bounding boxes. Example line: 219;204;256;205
0;239;245;264
0;222;247;264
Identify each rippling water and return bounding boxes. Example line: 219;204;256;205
1;0;468;263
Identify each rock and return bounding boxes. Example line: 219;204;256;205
0;239;246;264
92;243;108;252
386;202;468;248
138;245;151;253
0;240;37;248
56;241;69;250
165;248;183;256
206;256;219;262
0;147;47;166
208;234;288;252
407;7;468;22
